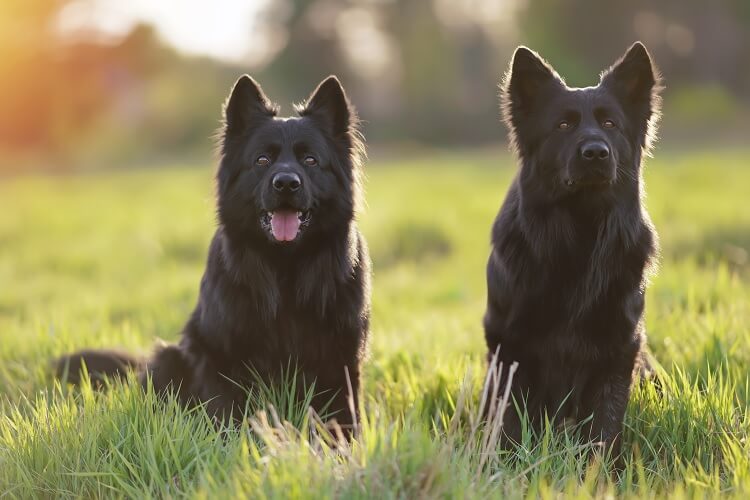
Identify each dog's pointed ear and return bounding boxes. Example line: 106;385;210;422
503;47;564;111
601;42;662;152
223;75;276;135
601;42;660;107
299;76;354;137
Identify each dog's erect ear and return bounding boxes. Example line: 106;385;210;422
299;76;354;137
601;42;662;153
601;42;660;106
504;47;564;111
223;75;276;135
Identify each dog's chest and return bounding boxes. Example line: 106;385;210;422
272;306;330;361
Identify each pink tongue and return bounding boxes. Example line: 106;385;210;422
270;210;301;242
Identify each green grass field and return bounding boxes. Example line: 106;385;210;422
1;149;749;498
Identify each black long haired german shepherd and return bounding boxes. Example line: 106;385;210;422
58;75;371;431
483;42;662;457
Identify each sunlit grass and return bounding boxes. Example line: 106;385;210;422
1;148;749;497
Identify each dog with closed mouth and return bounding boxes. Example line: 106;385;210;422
483;42;662;458
58;75;371;431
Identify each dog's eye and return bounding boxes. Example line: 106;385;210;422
602;119;616;129
558;121;571;130
256;155;271;167
303;156;318;167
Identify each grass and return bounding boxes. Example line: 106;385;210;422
1;147;749;498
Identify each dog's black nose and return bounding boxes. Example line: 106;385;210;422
272;172;301;193
580;141;610;161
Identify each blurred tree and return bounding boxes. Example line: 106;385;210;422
1;0;749;170
516;0;750;94
258;0;356;104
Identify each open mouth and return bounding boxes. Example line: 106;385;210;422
260;210;311;242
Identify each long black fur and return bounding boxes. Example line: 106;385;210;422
57;75;371;430
484;42;662;458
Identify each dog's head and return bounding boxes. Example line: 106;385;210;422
216;76;363;247
501;42;662;201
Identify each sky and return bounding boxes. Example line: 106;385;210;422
57;0;270;64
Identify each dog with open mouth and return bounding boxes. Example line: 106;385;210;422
57;75;371;431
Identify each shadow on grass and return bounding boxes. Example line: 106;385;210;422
163;238;206;264
667;225;750;275
371;221;452;270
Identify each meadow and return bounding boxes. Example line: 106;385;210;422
1;148;749;498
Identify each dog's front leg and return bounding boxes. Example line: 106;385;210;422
581;367;634;469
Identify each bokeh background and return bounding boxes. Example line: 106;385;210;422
1;0;749;171
3;2;750;496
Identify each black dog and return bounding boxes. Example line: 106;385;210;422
483;42;661;457
58;75;371;431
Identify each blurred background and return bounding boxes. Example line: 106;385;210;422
2;5;750;495
1;0;749;172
